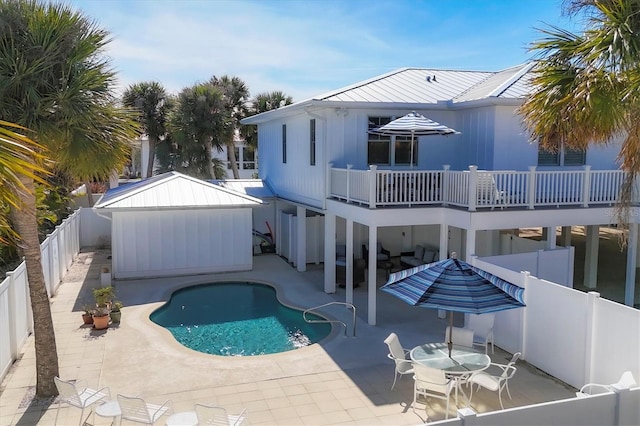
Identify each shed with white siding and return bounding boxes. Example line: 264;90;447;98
94;172;262;279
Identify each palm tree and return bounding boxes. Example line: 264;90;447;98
519;0;640;231
169;82;226;179
0;121;48;243
122;82;170;178
242;91;293;150
210;75;250;179
0;0;138;397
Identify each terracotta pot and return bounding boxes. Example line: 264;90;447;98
92;314;110;330
82;313;94;325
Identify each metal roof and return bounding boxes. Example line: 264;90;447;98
241;63;536;125
94;171;263;209
209;179;275;199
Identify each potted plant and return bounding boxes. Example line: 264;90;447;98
93;286;115;308
92;305;110;330
109;301;123;323
81;305;95;325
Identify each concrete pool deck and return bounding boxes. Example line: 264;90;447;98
0;250;576;425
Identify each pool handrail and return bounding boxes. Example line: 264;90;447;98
303;302;356;338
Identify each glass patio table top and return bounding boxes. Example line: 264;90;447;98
410;342;491;374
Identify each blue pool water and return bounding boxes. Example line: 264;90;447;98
150;282;331;356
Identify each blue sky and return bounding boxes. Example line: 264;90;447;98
67;0;578;102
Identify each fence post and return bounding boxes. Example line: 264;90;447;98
368;165;377;209
528;166;536;209
326;162;333;202
582;165;591;208
442;165;450;206
584;291;600;386
6;272;18;362
458;407;478;425
346;164;352;203
468;165;478;212
520;271;530;359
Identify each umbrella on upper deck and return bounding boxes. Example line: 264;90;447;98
380;253;525;357
368;111;460;168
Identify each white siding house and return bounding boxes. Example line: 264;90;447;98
241;63;637;325
94;172;262;279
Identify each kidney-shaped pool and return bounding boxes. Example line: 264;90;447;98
150;282;331;356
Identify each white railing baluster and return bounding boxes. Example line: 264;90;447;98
368;165;377;209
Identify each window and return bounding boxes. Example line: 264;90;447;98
368;116;391;164
394;135;417;166
227;147;240;169
243;148;256;170
282;124;287;164
538;144;586;166
367;116;417;166
310;119;316;166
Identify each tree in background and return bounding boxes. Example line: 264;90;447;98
168;82;227;179
0;0;138;396
519;0;640;234
242;91;293;150
210;75;250;179
122;82;171;178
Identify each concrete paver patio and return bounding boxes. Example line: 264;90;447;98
0;250;576;425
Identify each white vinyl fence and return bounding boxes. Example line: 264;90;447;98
0;209;82;382
445;256;640;426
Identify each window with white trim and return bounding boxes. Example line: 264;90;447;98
282;124;287;164
367;116;417;166
310;119;316;166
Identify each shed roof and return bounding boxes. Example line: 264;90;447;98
209;179;275;199
94;171;263;210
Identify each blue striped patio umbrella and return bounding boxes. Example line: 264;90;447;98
381;254;525;357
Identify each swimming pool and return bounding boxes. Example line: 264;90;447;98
150;282;331;356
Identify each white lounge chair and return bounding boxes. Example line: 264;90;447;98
54;376;110;426
194;403;247;425
117;394;172;425
383;332;414;390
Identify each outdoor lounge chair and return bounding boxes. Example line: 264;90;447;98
54;376;110;426
194;403;247;425
117;394;172;425
467;352;521;409
576;371;637;397
383;332;414;390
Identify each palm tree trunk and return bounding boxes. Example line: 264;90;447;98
146;136;156;178
84;180;94;206
10;175;59;397
205;140;215;179
227;141;240;179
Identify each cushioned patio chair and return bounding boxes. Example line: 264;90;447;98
54;376;110;426
362;242;390;268
117;394;172;425
468;352;521;409
412;363;456;419
194;403;247;425
383;332;414;390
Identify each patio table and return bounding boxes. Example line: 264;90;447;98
410;342;491;405
165;410;197;426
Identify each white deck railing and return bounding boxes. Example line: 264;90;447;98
329;164;635;210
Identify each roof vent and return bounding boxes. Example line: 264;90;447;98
433;75;437;82
426;76;431;82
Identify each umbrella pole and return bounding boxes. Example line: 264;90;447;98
448;311;453;357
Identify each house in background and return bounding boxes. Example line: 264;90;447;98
241;63;638;325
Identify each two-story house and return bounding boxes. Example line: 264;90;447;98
241;63;637;325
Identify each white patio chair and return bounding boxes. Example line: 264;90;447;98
445;326;474;348
576;371;637;397
383;332;414;390
54;376;110;426
194;403;247;425
467;352;521;409
116;394;172;425
412;363;457;419
465;313;495;354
